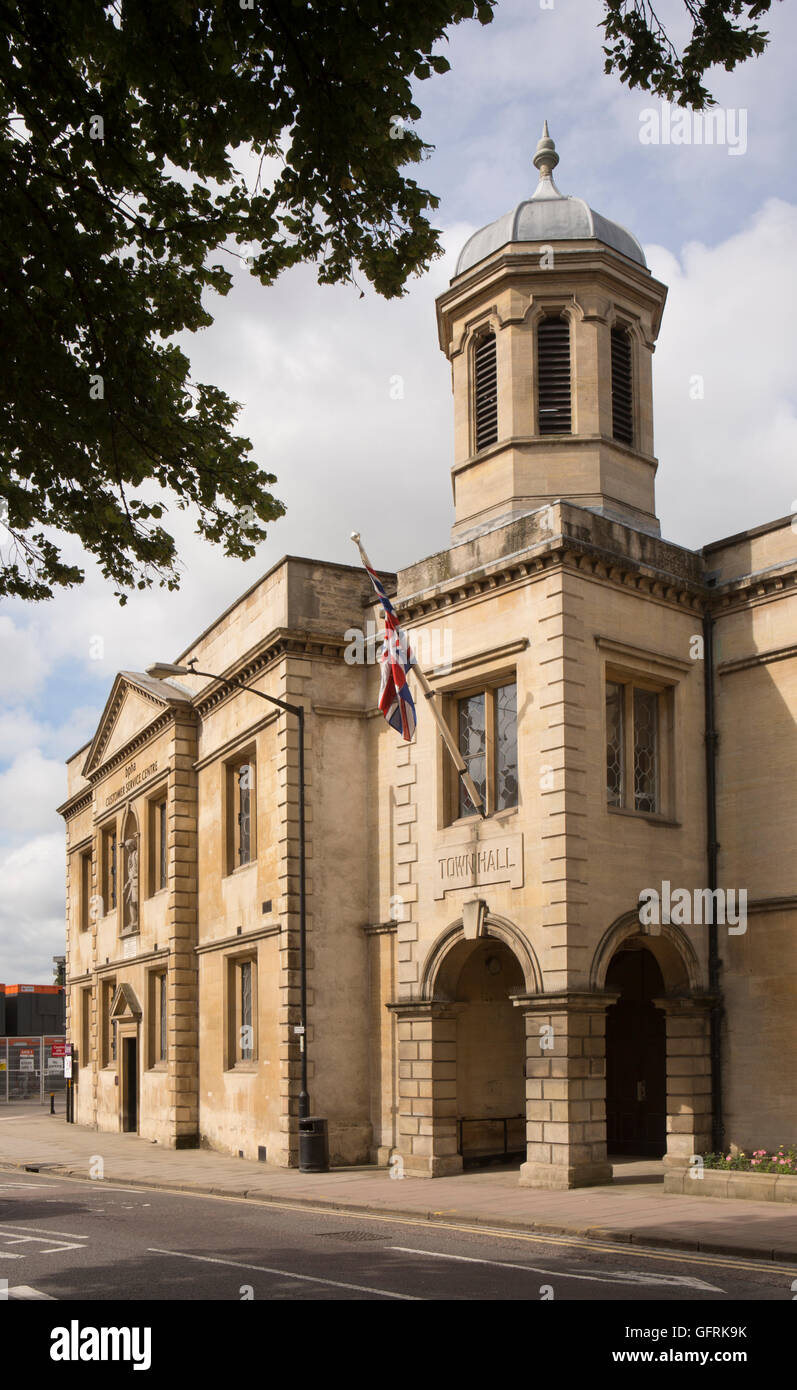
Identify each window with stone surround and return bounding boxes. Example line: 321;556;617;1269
80;985;92;1065
449;677;518;820
605;674;672;816
147;968;168;1067
225;750;257;873
78;847;93;930
100;823;117;916
148;791;168;895
227;953;258;1067
100;977;116;1067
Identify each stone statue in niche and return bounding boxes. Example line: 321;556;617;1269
121;807;139;933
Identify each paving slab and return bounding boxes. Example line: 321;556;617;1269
1;1109;797;1264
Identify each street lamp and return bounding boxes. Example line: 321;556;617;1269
146;657;326;1171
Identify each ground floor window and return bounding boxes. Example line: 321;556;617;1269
227;955;257;1066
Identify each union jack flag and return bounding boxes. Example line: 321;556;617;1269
363;560;417;742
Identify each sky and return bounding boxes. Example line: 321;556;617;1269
2;0;796;982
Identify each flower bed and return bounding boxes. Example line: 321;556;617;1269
703;1146;797;1175
664;1146;797;1202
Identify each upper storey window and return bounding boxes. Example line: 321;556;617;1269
611;326;633;446
473;331;498;451
537;315;571;434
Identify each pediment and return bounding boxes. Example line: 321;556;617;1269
83;671;193;778
111;982;142;1020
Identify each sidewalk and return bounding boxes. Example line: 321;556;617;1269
2;1108;796;1264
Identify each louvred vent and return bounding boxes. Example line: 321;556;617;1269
537;316;571;434
611;326;633;445
474;332;498;451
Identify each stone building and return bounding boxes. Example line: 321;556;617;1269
58;128;797;1186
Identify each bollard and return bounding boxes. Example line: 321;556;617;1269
49;1092;55;1115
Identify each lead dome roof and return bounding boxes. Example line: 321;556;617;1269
455;123;646;276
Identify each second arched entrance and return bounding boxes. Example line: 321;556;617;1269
605;946;667;1157
449;937;526;1165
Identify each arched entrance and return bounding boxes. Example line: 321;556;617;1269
605;946;666;1157
444;938;526;1166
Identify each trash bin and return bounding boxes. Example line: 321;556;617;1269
299;1115;329;1173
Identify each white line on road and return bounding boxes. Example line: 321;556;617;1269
386;1247;725;1293
0;1224;88;1239
148;1247;421;1300
6;1285;57;1300
0;1183;59;1189
0;1253;22;1260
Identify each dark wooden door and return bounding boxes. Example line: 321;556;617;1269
123;1037;138;1133
605;949;666;1157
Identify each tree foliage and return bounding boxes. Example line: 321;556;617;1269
602;0;777;108
0;0;495;602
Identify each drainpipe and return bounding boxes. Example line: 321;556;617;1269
703;608;724;1152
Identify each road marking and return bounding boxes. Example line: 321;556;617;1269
0;1227;88;1255
387;1246;724;1292
0;1224;88;1239
0;1253;22;1260
6;1285;56;1300
148;1247;421;1300
0;1183;59;1190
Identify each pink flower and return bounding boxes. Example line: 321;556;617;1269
751;1159;760;1166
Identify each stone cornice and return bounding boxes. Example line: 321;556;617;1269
709;564;797;615
58;789;93;821
363;921;399;937
718;642;797;675
195;923;282;954
595;635;694;674
94;707;192;785
395;537;706;626
192;628;347;716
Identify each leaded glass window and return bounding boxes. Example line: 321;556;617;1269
605;679;664;815
606;681;624;806
158;973;167;1062
458;693;486;818
456;681;518;818
158;799;167;890
240;961;253;1061
633;687;658;813
496;683;518;811
238;763;252;865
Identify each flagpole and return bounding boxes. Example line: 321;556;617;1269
351;532;487;819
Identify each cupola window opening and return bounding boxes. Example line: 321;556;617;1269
473;330;498;452
611;325;634;446
537;315;571;434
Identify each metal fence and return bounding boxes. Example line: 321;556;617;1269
0;1037;68;1102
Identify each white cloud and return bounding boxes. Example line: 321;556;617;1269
0;750;65;835
648;198;797;546
0;616;51;700
0;834;65;982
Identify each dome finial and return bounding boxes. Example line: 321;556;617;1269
531;120;562;200
533;120;559;177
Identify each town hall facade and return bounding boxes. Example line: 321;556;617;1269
58;128;797;1186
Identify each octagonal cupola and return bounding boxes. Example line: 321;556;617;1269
437;124;668;541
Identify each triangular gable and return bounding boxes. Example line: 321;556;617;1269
82;672;193;778
111;982;142;1020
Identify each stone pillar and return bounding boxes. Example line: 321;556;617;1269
654;996;714;1166
166;711;200;1149
364;922;398;1165
517;991;618;1189
389;1002;462;1178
